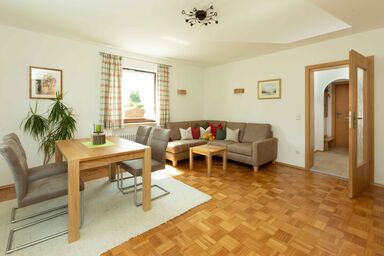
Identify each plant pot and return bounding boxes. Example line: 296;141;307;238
125;107;145;119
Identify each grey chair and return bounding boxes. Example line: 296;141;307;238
117;127;171;206
115;126;153;186
3;133;67;185
134;125;152;145
0;139;85;254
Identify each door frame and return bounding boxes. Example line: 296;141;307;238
305;60;349;170
304;58;375;187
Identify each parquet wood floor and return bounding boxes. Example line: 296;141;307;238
1;158;384;255
101;159;384;256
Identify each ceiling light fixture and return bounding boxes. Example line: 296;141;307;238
181;5;218;26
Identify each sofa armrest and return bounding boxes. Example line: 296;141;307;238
252;137;278;166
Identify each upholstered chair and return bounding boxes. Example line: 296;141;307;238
134;125;152;145
0;139;85;254
117;127;171;206
3;133;67;182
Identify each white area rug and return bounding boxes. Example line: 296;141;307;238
0;171;211;256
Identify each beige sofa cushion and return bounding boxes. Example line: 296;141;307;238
242;123;271;142
227;142;252;156
227;122;247;141
166;139;206;154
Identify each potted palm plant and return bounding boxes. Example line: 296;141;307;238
21;93;77;164
124;90;145;119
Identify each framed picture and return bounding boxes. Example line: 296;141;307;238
29;66;62;99
257;79;281;99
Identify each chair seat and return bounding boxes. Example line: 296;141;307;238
120;159;164;176
28;162;67;182
21;173;84;208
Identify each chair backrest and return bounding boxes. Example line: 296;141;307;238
150;128;170;163
135;126;152;145
0;140;29;206
3;133;27;160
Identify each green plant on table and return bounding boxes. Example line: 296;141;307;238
21;93;77;164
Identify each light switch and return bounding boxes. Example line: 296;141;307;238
296;113;301;120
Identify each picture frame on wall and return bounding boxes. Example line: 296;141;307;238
257;79;281;99
29;66;62;99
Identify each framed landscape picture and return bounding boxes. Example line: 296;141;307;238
258;79;281;99
30;66;62;99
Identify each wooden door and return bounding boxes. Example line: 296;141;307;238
348;50;374;198
334;83;349;148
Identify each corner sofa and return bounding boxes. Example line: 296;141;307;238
165;120;278;172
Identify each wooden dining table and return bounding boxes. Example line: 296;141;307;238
55;136;151;243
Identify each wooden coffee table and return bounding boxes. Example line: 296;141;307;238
189;144;227;176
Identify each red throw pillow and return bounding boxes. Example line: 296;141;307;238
191;127;200;139
209;123;218;138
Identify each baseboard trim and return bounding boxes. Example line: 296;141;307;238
0;184;16;202
0;184;14;190
373;183;384;189
276;161;308;171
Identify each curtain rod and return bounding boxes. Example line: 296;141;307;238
99;51;173;67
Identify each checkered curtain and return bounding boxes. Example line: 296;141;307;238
156;64;170;127
99;53;123;130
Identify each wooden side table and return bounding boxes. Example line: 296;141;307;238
189;144;227;176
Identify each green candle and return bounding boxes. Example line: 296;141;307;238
95;124;102;133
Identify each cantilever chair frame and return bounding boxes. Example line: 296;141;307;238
6;191;84;254
116;165;169;206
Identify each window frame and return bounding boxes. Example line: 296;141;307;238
122;67;156;124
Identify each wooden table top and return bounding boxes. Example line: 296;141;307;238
191;144;226;154
55;136;148;161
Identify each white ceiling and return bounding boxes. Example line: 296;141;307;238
0;0;383;65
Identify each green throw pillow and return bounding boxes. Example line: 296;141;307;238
216;128;226;140
201;121;209;129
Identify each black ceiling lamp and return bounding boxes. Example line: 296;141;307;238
181;5;218;26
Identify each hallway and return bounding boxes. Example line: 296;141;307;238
312;147;348;178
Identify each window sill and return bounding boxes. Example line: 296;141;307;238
123;119;156;127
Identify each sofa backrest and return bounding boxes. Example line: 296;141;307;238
167;120;272;142
242;123;272;142
166;121;195;141
167;120;228;141
226;122;247;141
205;120;227;129
191;120;206;128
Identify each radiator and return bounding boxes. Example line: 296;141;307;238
114;132;136;141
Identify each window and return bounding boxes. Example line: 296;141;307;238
121;68;156;123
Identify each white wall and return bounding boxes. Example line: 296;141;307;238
314;68;348;151
0;25;204;186
204;28;384;184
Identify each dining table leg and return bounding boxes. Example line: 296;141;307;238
142;147;152;211
55;144;63;162
109;163;117;181
67;159;80;243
